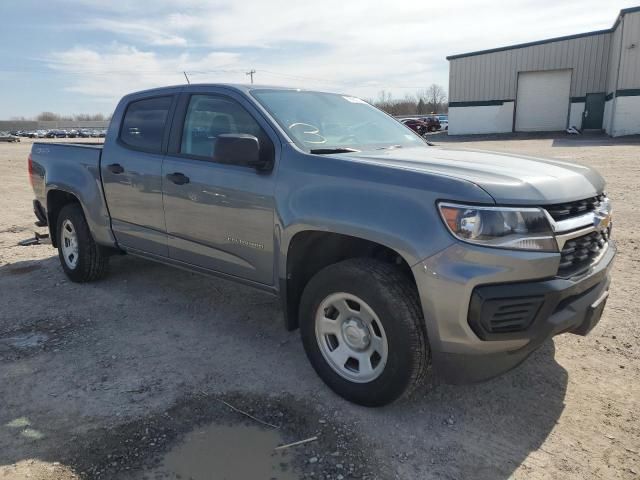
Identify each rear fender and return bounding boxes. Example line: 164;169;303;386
31;144;117;248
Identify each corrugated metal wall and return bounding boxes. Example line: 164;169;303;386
618;11;640;90
606;18;623;94
449;33;612;102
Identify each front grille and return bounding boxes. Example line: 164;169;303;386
546;194;605;221
558;227;610;276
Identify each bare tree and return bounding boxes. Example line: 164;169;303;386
74;113;106;121
370;86;449;116
417;84;447;113
32;112;110;122
377;90;393;105
36;112;59;121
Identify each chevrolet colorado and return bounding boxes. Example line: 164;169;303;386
28;84;615;406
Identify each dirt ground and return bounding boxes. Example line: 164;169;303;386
0;133;639;480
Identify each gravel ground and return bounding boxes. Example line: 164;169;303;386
0;134;639;479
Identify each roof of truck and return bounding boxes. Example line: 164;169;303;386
125;83;341;97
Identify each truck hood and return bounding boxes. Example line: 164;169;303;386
339;146;605;205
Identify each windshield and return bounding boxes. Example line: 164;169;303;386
251;89;426;152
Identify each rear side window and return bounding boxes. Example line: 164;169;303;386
120;96;172;152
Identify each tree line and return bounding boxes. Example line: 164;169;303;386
367;84;447;116
10;112;112;121
9;86;447;122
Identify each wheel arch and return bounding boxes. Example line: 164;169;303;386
280;228;419;331
46;189;83;248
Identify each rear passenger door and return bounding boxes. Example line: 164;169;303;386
161;88;279;286
101;93;178;257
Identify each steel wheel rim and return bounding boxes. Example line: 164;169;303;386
60;219;79;269
315;292;388;383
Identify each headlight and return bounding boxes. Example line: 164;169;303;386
438;202;558;252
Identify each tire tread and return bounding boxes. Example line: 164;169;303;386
299;258;430;406
57;203;108;282
343;258;429;398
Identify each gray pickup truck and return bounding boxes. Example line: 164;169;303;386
29;84;615;406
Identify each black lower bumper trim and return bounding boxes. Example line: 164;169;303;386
436;244;615;384
468;248;614;342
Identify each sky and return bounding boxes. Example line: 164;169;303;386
0;0;637;118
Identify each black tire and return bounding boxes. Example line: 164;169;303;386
56;203;109;282
299;258;429;406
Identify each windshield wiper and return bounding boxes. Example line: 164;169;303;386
309;147;359;154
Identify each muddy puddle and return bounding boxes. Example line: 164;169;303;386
56;393;379;479
148;423;300;480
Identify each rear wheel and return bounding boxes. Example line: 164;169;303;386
300;258;429;406
56;203;109;282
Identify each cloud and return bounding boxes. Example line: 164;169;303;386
85;19;188;46
46;0;637;103
47;45;243;102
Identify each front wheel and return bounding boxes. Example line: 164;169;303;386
56;203;109;282
300;259;429;406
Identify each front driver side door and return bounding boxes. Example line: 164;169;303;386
162;90;278;286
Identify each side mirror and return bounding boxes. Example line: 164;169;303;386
215;134;273;172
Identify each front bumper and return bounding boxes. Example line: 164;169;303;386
412;240;616;384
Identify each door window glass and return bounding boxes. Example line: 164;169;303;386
180;95;270;162
120;96;172;152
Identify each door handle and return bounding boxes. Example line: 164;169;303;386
167;172;190;185
107;163;124;174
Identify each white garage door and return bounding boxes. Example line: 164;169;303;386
515;70;571;132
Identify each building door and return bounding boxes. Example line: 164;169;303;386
515;70;572;132
583;93;605;130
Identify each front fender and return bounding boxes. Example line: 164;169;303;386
275;150;494;281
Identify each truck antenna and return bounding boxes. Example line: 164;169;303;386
183;71;191;84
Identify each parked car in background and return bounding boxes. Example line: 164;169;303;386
90;129;101;138
0;131;20;142
45;130;67;138
419;116;442;132
400;118;429;135
437;115;448;131
67;130;78;138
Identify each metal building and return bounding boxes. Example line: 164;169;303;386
446;6;640;136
